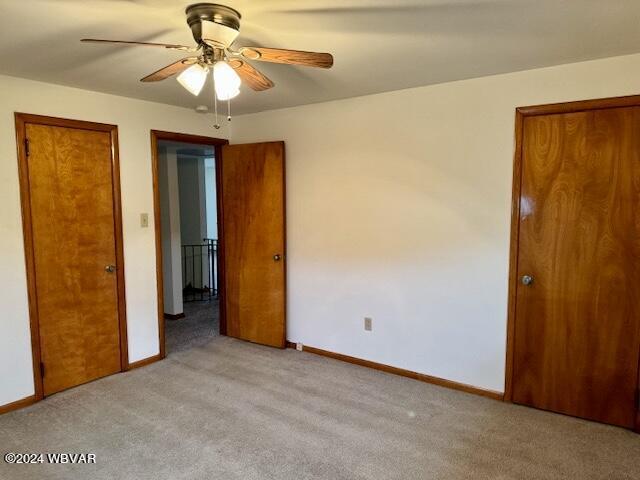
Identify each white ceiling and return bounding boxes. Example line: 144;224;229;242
1;0;640;115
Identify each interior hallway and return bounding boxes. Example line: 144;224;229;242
1;336;638;480
165;300;219;353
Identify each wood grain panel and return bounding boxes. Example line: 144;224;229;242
81;39;193;51
512;107;640;428
220;142;286;348
503;110;525;402
240;47;333;68
517;94;640;117
141;57;197;82
228;59;274;91
26;123;123;396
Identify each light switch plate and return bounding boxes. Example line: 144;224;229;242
140;213;149;228
364;317;372;331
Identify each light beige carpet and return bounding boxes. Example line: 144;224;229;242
165;299;219;353
1;336;638;480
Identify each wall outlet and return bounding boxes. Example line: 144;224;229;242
140;213;149;228
296;342;303;351
364;317;372;331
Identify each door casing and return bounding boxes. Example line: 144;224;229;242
503;95;640;432
15;113;129;401
149;130;229;358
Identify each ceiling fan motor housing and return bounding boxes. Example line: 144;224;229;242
186;3;241;48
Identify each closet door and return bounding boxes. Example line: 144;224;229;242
510;104;640;428
17;115;127;397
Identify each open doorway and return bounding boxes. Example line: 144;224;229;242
151;131;227;356
152;132;287;356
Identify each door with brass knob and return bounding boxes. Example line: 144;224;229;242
18;116;127;398
509;104;640;429
220;141;286;348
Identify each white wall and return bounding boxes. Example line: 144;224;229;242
4;53;640;406
230;53;640;393
177;156;210;290
0;74;223;406
158;146;184;316
177;156;207;245
204;157;217;240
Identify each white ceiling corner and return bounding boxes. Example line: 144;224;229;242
1;0;639;115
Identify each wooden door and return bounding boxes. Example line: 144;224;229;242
19;116;127;396
511;104;640;428
220;142;286;348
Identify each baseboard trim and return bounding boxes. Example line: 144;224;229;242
127;353;163;370
0;394;37;415
1;355;164;416
164;312;185;320
287;342;504;401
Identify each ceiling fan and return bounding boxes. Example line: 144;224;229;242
81;3;334;103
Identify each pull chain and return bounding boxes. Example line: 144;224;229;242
212;69;220;130
227;97;231;122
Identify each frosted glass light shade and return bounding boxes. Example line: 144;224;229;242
216;87;240;101
213;61;241;100
177;64;208;96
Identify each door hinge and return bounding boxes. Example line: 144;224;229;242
40;362;44;377
24;138;30;157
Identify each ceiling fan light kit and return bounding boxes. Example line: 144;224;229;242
81;3;334;124
177;63;209;96
213;61;241;100
186;3;242;48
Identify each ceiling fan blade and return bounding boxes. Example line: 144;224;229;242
81;38;196;52
237;47;333;69
141;58;198;82
227;59;274;91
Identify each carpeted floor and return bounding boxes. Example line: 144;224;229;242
1;336;639;479
165;300;219;353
